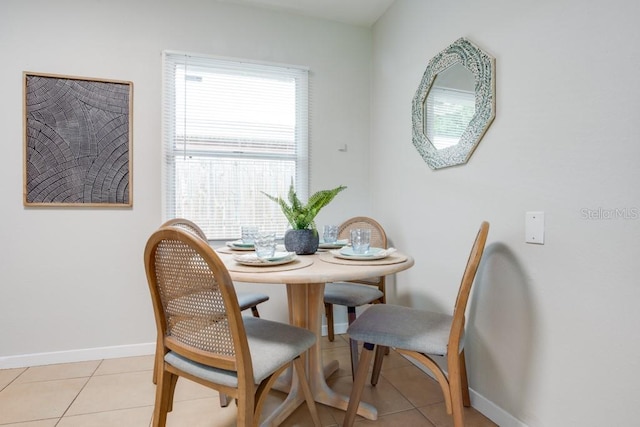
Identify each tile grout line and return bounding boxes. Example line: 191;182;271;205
0;367;27;393
377;365;445;426
55;358;106;423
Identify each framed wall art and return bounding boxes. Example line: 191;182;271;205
23;72;133;207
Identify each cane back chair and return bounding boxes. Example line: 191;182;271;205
158;218;270;407
144;226;320;426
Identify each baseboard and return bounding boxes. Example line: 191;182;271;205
401;353;527;427
0;342;156;369
469;390;527;427
5;320;349;369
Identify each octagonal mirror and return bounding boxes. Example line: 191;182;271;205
412;38;496;170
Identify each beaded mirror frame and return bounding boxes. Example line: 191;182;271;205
412;38;495;170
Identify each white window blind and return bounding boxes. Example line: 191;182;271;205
425;87;475;149
162;52;309;240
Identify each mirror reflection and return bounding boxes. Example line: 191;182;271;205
423;62;475;150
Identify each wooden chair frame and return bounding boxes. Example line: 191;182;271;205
344;221;490;427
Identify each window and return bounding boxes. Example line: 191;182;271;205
162;52;309;240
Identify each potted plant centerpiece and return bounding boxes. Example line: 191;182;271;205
263;181;346;255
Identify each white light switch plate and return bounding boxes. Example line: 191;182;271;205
525;211;545;244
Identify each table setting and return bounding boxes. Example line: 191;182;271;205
218;226;313;272
219;222;409;270
319;227;409;266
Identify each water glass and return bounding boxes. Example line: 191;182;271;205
254;232;276;259
241;226;259;244
323;225;338;243
350;229;371;254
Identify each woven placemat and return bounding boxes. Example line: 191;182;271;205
318;251;408;266
225;256;314;273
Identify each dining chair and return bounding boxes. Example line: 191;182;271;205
159;218;270;407
323;216;387;378
144;226;321;427
343;221;490;427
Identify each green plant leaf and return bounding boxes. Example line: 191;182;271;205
262;182;346;230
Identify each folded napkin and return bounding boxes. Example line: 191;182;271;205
380;247;397;256
232;252;293;264
233;253;262;263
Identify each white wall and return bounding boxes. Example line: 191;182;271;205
0;0;371;362
5;0;640;425
371;0;640;426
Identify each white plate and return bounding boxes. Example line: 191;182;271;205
333;247;389;260
233;251;297;266
226;240;255;251
318;239;349;249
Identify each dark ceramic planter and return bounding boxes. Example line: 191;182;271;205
284;229;319;255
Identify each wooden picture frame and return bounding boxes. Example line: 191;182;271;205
23;72;133;207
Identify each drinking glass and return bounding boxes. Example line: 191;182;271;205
323;225;338;244
254;232;276;259
241;226;259;244
350;229;371;254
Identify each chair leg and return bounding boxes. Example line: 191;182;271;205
166;373;178;413
349;338;359;381
448;351;466;427
153;339;163;385
344;342;375;427
459;349;471;407
250;306;260;317
370;345;387;386
347;306;359;380
152;368;173;427
325;302;335;341
219;393;230;407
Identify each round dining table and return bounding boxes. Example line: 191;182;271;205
215;247;414;425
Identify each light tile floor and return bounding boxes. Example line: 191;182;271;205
0;335;497;426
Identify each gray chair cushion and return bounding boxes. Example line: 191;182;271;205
347;304;461;356
164;316;315;387
324;282;383;307
237;292;269;311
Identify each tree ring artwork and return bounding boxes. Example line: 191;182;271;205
24;72;133;206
